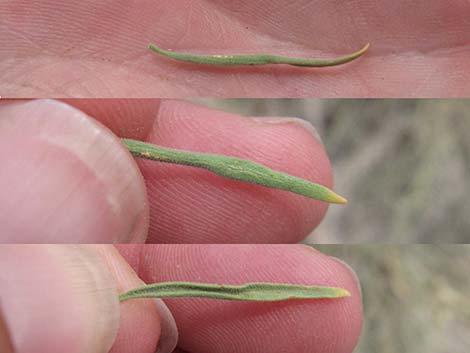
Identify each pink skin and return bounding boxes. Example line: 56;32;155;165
117;244;363;353
0;100;149;243
0;99;333;243
1;0;469;97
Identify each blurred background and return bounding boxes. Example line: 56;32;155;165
193;99;470;243
316;245;470;353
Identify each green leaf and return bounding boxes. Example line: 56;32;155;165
122;138;347;204
119;282;351;302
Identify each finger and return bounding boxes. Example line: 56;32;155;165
0;99;148;243
0;245;119;353
118;244;363;353
105;244;178;353
66;99;334;243
92;245;178;353
2;1;469;97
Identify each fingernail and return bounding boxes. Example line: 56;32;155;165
153;299;178;353
251;117;323;145
329;256;362;299
0;100;148;243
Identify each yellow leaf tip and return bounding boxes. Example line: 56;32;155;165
327;191;348;205
336;195;348;205
335;288;351;297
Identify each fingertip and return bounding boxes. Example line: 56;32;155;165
301;245;363;351
326;251;363;302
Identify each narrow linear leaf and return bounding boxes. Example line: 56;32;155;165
122;138;347;204
119;282;351;302
148;43;369;67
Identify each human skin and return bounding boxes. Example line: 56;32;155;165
1;0;469;97
0;99;333;243
0;244;363;353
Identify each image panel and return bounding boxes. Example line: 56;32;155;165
0;244;468;353
1;99;469;243
1;1;469;98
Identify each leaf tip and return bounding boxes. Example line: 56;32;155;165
335;288;351;298
327;191;348;205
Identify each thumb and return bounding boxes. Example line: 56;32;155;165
0;99;149;243
0;245;120;353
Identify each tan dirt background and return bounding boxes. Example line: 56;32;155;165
316;245;470;353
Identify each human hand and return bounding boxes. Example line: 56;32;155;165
1;0;468;97
0;244;363;353
0;99;335;243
